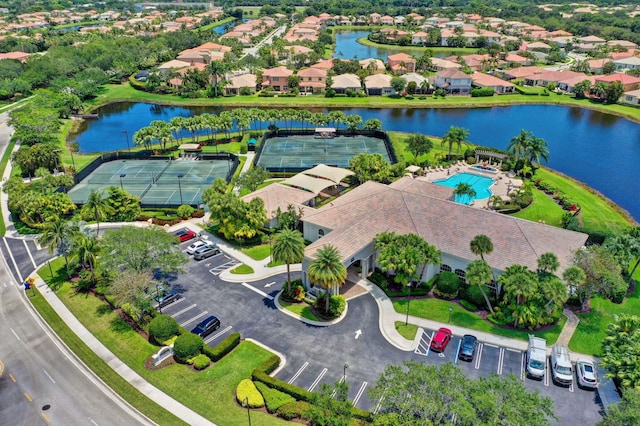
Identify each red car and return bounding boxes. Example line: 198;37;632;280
175;228;196;242
430;327;453;352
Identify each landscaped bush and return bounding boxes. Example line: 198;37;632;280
239;142;248;154
459;284;488;308
202;332;241;362
459;299;478;311
368;271;388;288
236;379;265;408
176;204;195;218
192;353;210;370
329;295;346;317
471;88;495;97
276;401;311;420
148;314;179;343
601;278;629;304
255;355;280;375
435;272;461;295
173;332;204;362
255;381;296;413
282;281;305;302
252;369;313;402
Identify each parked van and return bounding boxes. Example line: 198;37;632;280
526;335;547;379
551;345;573;386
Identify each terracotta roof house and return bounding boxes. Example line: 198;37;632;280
430;57;462;71
387;53;416;74
614;56;640;72
471;72;515;93
525;41;552;51
621;88;640;105
297;67;327;94
607;39;638;49
549;30;572;37
433;69;472;95
557;74;597;93
369;13;381;23
262;66;293;92
525;70;582;87
504;53;531;67
595;73;640;92
380;15;394;25
0;51;30;62
300;178;588;292
579;35;606;44
331;73;361;94
587;58;614;74
609;50;637;61
364;74;395;95
412;31;429;45
359;58;386;74
311;58;335;70
225;73;257;95
501;66;545;80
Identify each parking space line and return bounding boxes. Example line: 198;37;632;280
520;352;526;380
204;326;232;344
209;259;241;276
454;338;462;364
241;282;274;300
544;358;550;387
308;368;328;392
23;240;37;269
170;304;197;318
373;392;385;415
414;331;433;357
352;382;368;406
497;347;505;374
475;343;484;369
154;297;184;310
288;362;309;384
483;343;499;349
180;311;208;327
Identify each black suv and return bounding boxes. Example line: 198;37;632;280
191;316;221;338
458;334;478;361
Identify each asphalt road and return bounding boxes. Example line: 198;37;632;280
0;239;152;426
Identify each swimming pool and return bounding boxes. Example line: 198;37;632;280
433;172;494;204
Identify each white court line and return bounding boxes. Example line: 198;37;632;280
288;362;309;384
475;343;484;369
308;368;327;392
241;282;274;300
2;238;21;282
204;326;232;345
22;240;37;270
180;311;208;327
352;382;368;406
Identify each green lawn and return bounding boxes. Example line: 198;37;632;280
231;264;255;274
241;243;271;260
395;321;419;340
512;187;565;227
40;261;286;425
356;36;480;56
279;298;320;321
393;298;565;344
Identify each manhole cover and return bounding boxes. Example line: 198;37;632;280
42;404;51;410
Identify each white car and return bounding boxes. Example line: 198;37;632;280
186;240;212;255
576;359;599;389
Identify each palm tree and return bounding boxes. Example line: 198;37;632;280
537;252;560;274
272;229;305;294
307;245;347;314
525;136;550;167
507;130;531;162
465;259;494;314
441;126;469;158
38;217;73;277
207;60;229;97
81;190;113;235
469;234;493;261
453;182;476;204
73;233;100;285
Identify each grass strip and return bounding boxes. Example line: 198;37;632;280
279;298;320;321
231;264;255;274
395;321;419;340
0;136;16;235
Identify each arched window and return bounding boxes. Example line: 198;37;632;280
454;269;466;282
318;229;325;238
440;264;452;272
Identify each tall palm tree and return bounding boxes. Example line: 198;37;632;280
81;190;113;235
272;229;305;294
525;136;550;166
453;182;476;204
441;125;469;158
507;129;531;162
73;233;99;285
207;60;229;97
469;234;493;261
307;245;347;314
465;259;494;314
38;217;73;277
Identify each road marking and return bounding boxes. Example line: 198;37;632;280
204;326;232;345
43;369;56;384
89;419;100;426
544;357;550;387
24;392;33;401
475;343;484;369
209;259;241;276
497;347;505;374
520;352;526;381
484;343;499;348
308;368;327;392
569;381;574;393
241;282;274;300
170;303;197;318
23;239;37;269
454;338;462;364
373;391;385;414
9;373;16;382
352;382;368;406
2;238;21;283
354;329;362;339
180;311;208;327
288;362;309;384
41;413;51;423
10;327;21;341
264;281;276;288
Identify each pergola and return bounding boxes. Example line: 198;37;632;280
282;174;335;195
474;149;508;166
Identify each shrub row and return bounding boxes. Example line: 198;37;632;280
236;379;265;408
255;381;295;413
202;332;241;362
471;88;495;97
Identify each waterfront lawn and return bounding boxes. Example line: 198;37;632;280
512;187;564;227
41;264;285;425
534;168;632;235
355;36;479;56
392;298;565;344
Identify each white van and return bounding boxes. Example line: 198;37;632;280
551;345;573;386
527;335;547;379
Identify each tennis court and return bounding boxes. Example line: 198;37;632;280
255;134;392;172
68;159;232;206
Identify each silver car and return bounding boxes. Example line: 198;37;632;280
576;359;598;389
193;245;221;260
186;240;211;255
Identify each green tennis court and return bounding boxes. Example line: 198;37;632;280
256;134;392;171
68;159;232;206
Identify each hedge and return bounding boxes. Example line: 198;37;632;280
459;299;478;312
255;381;295;413
236;379;265;408
202;332;241;362
193;353;211;370
276;401;311;420
173;333;204;362
252;368;313;402
148;314;179;343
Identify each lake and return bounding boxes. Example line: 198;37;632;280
334;30;399;61
71;102;640;221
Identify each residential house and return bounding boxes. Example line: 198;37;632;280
380;15;394;25
359;58;386;75
311;58;335;71
587;58;613;74
525;70;582;87
403;72;429;93
0;51;30;62
557;75;597;93
579;35;606;45
411;31;429;45
613;56;640;72
298;67;327;94
158;59;191;74
387;53;416;74
364;74;395;95
607;40;638;49
504;53;531;67
595;74;640;92
225;74;257;95
621;88;640;105
433;69;473;94
331;73;361;94
430;57;462;71
262;66;293;92
501;66;545;80
369;13;381;23
524;41;552;52
471;72;515;93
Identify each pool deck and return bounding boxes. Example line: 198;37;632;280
411;163;523;209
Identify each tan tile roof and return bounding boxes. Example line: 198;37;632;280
242;183;313;220
304;178;587;272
